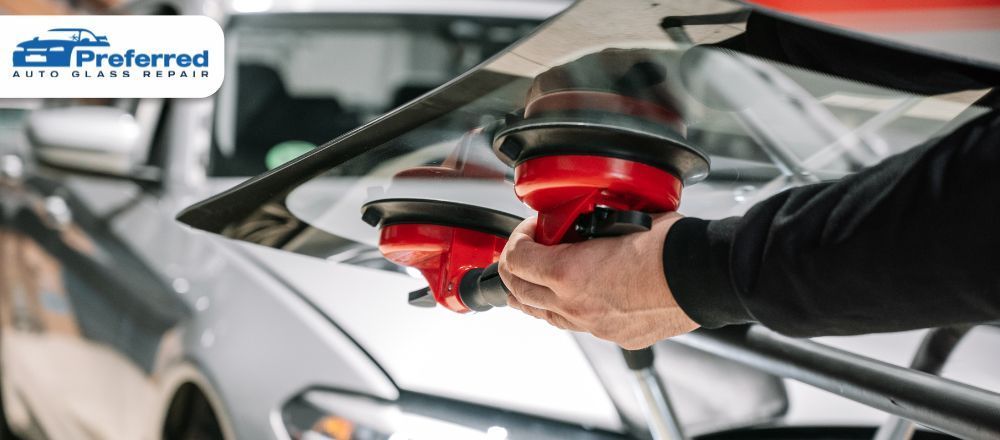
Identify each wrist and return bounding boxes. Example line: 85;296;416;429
663;217;754;329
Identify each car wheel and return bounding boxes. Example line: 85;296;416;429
0;363;22;440
0;392;21;440
162;383;224;440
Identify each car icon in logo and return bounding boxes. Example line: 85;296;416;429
13;28;109;67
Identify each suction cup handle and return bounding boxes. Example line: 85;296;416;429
459;264;510;312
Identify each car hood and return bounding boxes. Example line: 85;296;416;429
235;242;625;432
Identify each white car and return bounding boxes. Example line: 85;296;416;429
4;0;999;439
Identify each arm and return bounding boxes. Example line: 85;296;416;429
667;110;1000;337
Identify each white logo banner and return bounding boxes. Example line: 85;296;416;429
0;16;224;98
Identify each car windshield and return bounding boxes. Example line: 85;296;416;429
182;0;998;273
211;14;542;176
40;30;80;41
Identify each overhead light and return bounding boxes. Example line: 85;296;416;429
486;426;508;440
232;0;272;13
404;267;424;279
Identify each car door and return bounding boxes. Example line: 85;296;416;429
0;98;188;439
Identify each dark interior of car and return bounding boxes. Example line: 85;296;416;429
214;63;361;176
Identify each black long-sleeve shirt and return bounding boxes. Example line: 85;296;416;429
663;12;1000;337
666;108;1000;337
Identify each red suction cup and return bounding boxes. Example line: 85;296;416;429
492;53;709;246
361;130;522;313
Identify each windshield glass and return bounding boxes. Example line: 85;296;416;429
183;0;998;274
211;14;541;176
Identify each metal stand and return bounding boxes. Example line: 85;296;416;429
873;326;971;440
622;347;686;440
678;325;1000;439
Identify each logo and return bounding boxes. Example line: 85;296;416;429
13;28;110;67
0;16;224;98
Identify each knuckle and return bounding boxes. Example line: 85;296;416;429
505;295;523;311
590;324;613;340
497;261;517;289
621;340;644;351
524;303;541;315
497;258;511;276
503;240;529;273
513;278;536;301
547;262;570;284
504;274;523;295
546;246;572;279
561;302;587;320
524;307;543;320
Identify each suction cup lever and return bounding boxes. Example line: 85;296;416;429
408;287;437;308
576;206;652;238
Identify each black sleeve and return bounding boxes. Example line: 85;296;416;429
664;110;1000;337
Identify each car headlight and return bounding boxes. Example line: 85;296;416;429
48;47;65;52
282;390;628;440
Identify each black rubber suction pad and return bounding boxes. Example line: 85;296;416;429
493;112;711;185
361;198;523;238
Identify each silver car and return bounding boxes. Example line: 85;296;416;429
3;0;998;439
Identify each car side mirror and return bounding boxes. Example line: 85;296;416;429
26;106;155;180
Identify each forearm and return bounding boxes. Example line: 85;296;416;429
665;110;1000;337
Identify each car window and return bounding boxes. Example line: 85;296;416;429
210;14;541;177
41;30;79;41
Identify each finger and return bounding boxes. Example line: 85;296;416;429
508;296;583;331
502;272;560;310
500;231;566;286
511;216;537;240
506;293;524;311
506;294;545;319
544;311;584;332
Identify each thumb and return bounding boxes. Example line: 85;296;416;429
501;216;564;285
511;216;537;240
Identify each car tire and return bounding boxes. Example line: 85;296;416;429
0;394;20;440
0;361;22;440
162;383;224;440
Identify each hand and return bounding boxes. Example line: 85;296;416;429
498;213;699;349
